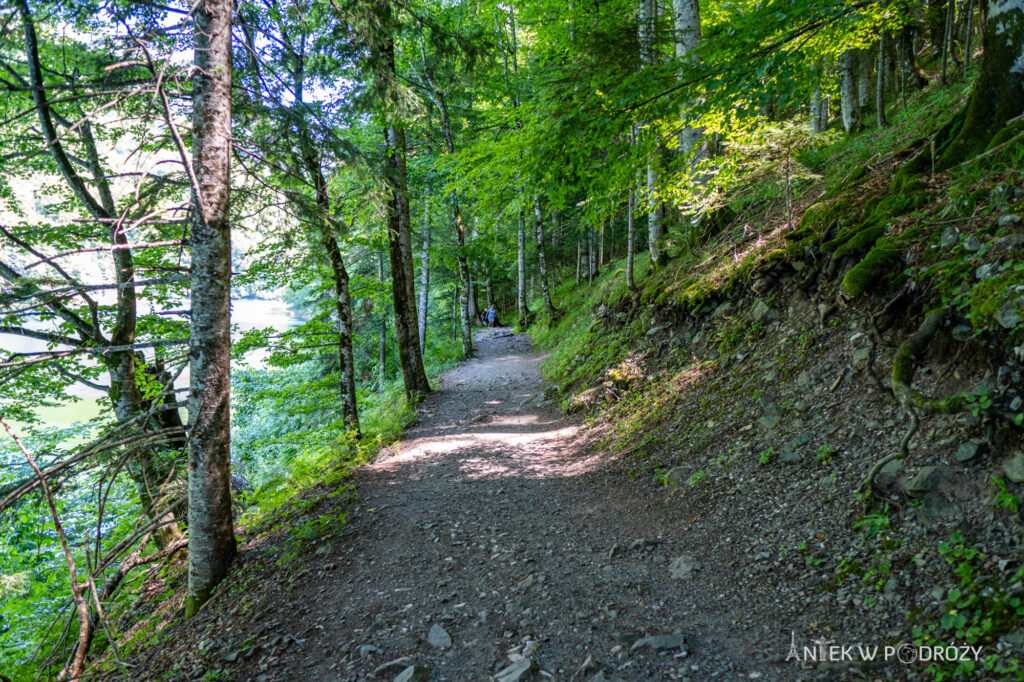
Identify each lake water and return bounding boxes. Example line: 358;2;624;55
0;297;304;429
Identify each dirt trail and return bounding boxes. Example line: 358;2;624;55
269;330;773;681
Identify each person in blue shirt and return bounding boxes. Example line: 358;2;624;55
487;305;497;327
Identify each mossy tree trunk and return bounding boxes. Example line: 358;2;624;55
934;0;1024;168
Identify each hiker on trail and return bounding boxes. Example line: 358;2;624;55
487;305;497;327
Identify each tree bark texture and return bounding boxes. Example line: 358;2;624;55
419;199;430;351
876;32;890;127
839;49;860;132
517;214;529;325
534;197;556;316
857;48;873;108
185;0;237;615
383;124;430;400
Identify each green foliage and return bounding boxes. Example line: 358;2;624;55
911;534;1024;680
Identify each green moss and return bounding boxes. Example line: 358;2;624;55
840;237;901;299
786;198;853;243
969;268;1023;326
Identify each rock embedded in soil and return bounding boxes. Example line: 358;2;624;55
956;439;986;462
630;633;689;652
669;554;699;579
427;623;452;649
906;466;952;494
1002;452;1024;483
494;657;536;682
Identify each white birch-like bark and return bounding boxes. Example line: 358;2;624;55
534;197;555;316
839;50;859;132
672;0;702;155
638;0;666;268
418;198;430;351
185;0;236;615
809;86;823;133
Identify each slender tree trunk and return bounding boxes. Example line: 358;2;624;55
963;0;975;76
941;0;954;83
575;239;582;285
383;124;430;400
876;32;889;127
455;205;473;356
378;251;387;388
626;188;638;292
294;63;360;433
418;199;430;351
185;0;236;616
599;220;605;267
639;0;666;268
589;227;598;282
809;89;822;133
857;48;872;109
672;0;702;157
897;26;929;88
517;213;529;325
322;232;359;434
839;50;860;132
534;197;555;316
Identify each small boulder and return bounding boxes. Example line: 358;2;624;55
1002;453;1024;484
996;295;1024;329
955;439;986;462
906;466;952;494
494;657;535;682
668;554;698;580
427;624;452;649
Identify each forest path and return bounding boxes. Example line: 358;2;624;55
276;330;772;681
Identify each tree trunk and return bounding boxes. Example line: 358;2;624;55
534;197;556;316
964;0;976;76
809;85;823;133
672;0;702;156
626;188;638;292
455;204;473;356
876;32;889;127
517;213;529;325
639;0;666;268
933;0;1024;168
857;48;873;108
418;199;430;351
941;0;955;83
322;232;359;434
599;220;605;267
575;239;582;285
383;124;430;400
378;251;387;387
839;50;860;132
185;0;236;616
896;26;929;89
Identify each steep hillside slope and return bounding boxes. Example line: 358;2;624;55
528;87;1024;680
